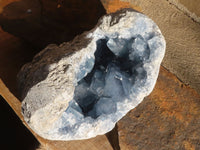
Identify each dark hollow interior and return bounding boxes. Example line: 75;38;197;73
74;37;148;118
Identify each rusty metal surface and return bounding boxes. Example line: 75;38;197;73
0;0;200;150
118;67;200;150
100;1;200;149
101;0;141;13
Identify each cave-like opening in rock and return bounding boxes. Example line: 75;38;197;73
73;36;149;119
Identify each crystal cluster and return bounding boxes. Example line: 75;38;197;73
73;36;149;119
18;9;166;141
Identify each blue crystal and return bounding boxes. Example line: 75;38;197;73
103;63;125;100
76;57;94;82
90;69;105;96
95;97;117;116
129;35;150;62
107;38;128;57
72;37;149;118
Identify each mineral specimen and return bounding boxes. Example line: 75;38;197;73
18;9;166;141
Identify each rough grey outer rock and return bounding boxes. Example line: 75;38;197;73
18;9;166;141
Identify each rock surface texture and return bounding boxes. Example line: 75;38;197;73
18;9;166;141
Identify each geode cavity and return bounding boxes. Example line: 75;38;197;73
18;9;166;140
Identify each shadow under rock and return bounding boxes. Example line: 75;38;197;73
0;96;40;150
0;0;106;49
0;0;106;97
106;124;121;150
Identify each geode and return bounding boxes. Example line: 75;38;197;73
18;9;166;141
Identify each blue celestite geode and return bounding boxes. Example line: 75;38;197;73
18;9;166;141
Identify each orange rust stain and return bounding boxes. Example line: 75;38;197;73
101;0;141;14
183;141;195;150
158;99;184;122
147;67;200;124
0;0;19;13
159;127;164;132
57;4;61;8
156;90;199;123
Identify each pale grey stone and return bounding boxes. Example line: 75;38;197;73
18;8;166;141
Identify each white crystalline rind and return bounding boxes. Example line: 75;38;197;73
22;10;166;141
